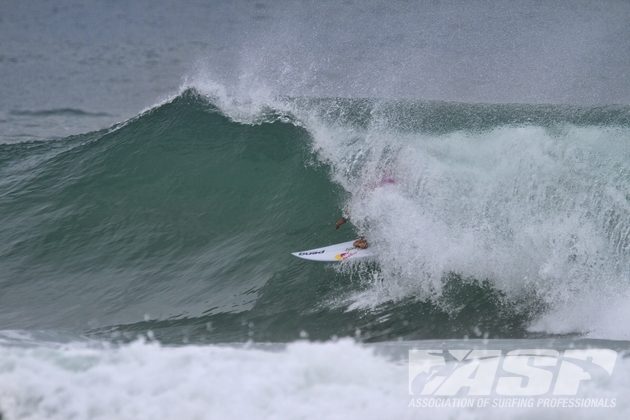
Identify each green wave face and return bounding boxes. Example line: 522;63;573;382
0;92;347;333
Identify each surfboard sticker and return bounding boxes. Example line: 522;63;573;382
291;240;374;262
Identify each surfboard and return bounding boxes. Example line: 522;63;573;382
291;240;374;262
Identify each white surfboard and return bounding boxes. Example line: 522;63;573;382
291;240;374;262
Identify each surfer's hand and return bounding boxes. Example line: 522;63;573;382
353;238;368;249
335;217;347;230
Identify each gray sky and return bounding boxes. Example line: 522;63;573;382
1;0;629;131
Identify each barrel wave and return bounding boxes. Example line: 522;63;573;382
1;89;629;344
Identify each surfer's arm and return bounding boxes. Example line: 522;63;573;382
335;217;347;230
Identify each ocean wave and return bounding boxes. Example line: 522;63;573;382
9;108;112;118
0;89;628;342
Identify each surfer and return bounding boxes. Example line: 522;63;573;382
334;175;396;250
335;217;368;249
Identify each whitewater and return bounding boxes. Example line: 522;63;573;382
191;81;630;340
3;335;630;420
